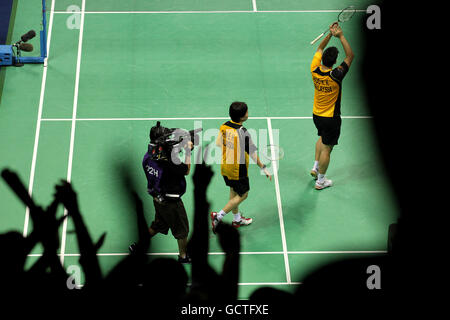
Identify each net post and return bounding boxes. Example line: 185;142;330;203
40;0;47;59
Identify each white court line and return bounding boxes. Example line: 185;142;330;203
27;250;387;257
59;0;86;265
23;0;56;237
40;116;373;122
260;10;367;13
264;116;373;120
267;118;291;284
50;282;302;288
252;0;258;12
54;10;255;14
52;10;367;14
287;250;387;254
238;282;302;285
41;117;230;121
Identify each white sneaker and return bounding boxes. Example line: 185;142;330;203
310;168;318;180
315;178;333;190
232;216;253;228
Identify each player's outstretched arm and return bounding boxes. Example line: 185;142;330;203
316;23;336;53
332;24;354;67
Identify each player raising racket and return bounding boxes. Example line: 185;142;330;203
310;23;354;190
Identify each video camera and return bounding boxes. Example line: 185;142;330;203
148;121;202;160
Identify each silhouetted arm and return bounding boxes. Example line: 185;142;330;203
54;181;104;288
104;191;150;287
216;223;240;300
189;161;214;279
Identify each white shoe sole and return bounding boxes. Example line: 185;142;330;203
315;181;333;190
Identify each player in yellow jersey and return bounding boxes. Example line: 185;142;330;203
211;102;272;233
310;23;354;190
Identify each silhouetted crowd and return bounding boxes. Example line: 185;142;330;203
0;158;418;318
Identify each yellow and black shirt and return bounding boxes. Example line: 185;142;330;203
311;51;349;117
216;121;257;180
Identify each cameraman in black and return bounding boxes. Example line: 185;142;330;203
135;122;194;264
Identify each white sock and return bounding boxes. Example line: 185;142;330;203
233;212;241;222
217;210;226;221
313;161;319;170
318;173;325;182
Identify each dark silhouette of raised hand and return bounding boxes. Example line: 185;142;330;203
54;180;105;289
215;223;240;300
186;146;242;303
104;190;150;291
26;199;68;290
1;168;69;308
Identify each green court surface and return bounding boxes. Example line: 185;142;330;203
0;0;396;299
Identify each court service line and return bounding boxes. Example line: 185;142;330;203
267;118;291;284
23;0;56;237
59;0;86;265
40;116;373;122
54;10;255;14
52;10;367;14
238;282;301;286
26;250;387;257
48;282;302;288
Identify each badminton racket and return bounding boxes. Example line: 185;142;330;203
310;5;356;45
261;144;285;161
